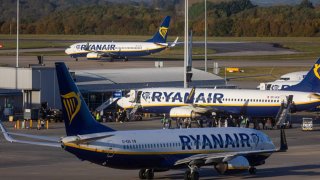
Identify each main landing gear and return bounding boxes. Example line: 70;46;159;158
248;166;257;175
184;165;199;180
139;169;154;179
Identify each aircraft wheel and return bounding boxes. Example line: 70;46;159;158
190;171;199;180
145;169;154;179
215;163;228;175
184;169;191;180
139;169;146;179
75;58;78;61
249;167;257;175
124;57;128;62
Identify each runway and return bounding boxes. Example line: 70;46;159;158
0;119;319;180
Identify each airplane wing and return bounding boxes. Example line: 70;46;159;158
0;121;61;148
174;149;276;166
6;132;60;142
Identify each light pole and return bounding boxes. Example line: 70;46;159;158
204;0;207;72
184;0;189;88
16;0;19;68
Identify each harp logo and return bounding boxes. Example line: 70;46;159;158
314;64;320;80
61;92;81;125
159;26;168;39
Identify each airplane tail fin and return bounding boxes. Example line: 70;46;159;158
283;57;320;92
146;16;171;43
55;63;114;136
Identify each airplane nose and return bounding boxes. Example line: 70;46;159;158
65;48;73;55
117;98;124;108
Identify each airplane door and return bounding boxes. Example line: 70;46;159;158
107;140;114;158
129;90;136;102
136;91;142;103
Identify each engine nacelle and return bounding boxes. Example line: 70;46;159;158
86;52;102;60
215;156;249;174
169;107;200;119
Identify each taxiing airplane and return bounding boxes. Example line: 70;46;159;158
117;58;320;119
65;16;178;61
0;62;287;180
259;71;307;90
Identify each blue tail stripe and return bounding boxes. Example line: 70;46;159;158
55;62;114;136
283;57;320;92
146;16;171;43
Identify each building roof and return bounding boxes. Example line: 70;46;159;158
74;67;225;92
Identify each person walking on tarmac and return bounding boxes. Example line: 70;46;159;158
95;111;101;122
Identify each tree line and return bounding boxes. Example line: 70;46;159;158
1;0;319;37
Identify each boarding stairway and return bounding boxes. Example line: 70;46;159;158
129;103;141;121
275;95;293;127
95;97;120;112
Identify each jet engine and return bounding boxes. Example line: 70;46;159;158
169;107;200;119
86;52;102;60
214;156;250;174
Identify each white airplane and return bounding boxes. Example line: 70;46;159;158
259;71;307;90
117;58;320;119
0;62;287;180
65;16;178;61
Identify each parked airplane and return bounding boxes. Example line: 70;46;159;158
0;62;287;180
117;58;320;119
259;71;307;90
65;16;178;61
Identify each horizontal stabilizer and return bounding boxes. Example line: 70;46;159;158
63;133;114;144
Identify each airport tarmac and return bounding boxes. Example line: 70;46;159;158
1;118;320;180
0;55;314;70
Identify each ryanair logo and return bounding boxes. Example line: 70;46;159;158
159;26;168;39
61;92;81;125
314;64;320;80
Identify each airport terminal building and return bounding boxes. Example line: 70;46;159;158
0;65;226;117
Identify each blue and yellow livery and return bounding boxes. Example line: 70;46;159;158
0;62;288;180
65;16;178;61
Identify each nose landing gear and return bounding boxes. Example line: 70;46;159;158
139;169;154;179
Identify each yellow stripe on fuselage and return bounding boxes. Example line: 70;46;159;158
122;100;320;109
63;142;227;155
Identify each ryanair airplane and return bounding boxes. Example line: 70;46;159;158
65;16;178;61
117;58;320;119
0;62;287;180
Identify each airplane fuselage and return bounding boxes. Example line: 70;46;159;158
118;88;320;117
65;42;167;59
62;127;275;169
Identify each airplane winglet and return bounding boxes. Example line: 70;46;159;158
169;37;179;48
0;120;14;143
